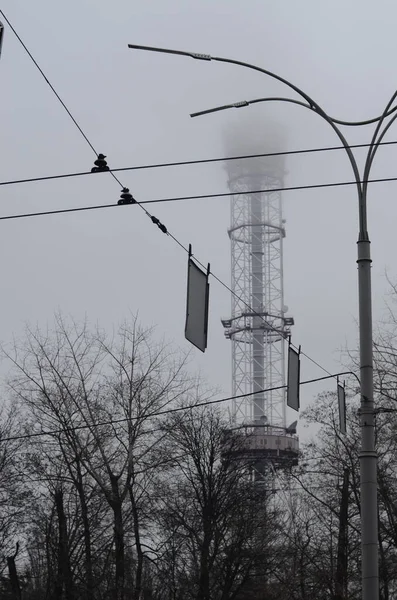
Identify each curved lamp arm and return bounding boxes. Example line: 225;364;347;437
331;104;397;127
362;89;397;203
217;53;397;129
129;44;397;125
191;96;312;117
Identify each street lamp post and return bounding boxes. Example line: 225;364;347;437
127;43;397;600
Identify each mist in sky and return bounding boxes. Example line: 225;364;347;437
1;0;397;421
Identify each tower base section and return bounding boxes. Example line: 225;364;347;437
222;423;299;468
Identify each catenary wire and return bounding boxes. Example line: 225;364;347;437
1;173;397;223
0;373;350;444
0;12;355;389
0;9;98;157
1;139;397;189
16;478;334;494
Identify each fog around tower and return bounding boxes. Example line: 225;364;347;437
223;114;287;179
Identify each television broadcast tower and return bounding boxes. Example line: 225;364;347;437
221;123;298;472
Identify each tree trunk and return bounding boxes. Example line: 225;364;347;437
334;468;349;600
379;511;389;600
198;515;211;600
45;511;60;600
75;458;95;600
111;476;125;600
299;551;306;600
129;483;144;600
55;488;74;600
6;543;21;600
53;503;63;600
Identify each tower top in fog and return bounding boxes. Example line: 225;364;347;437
223;116;286;181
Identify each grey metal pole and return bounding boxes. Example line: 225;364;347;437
357;211;378;600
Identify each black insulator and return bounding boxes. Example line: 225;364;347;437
118;187;136;205
91;153;109;173
150;215;167;234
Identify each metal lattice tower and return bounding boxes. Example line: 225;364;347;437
221;124;295;439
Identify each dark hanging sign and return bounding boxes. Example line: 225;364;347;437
0;22;4;59
185;246;210;352
338;381;346;434
287;344;300;411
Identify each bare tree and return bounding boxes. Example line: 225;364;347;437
294;393;362;599
4;314;193;600
154;408;279;600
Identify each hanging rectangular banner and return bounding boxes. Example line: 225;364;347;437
0;22;4;59
185;256;210;352
287;346;300;411
338;383;346;434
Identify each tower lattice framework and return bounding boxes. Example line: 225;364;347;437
222;160;294;430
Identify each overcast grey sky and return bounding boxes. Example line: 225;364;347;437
1;0;397;418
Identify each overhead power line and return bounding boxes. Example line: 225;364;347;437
1;139;397;189
0;9;97;156
0;372;351;444
1;173;397;223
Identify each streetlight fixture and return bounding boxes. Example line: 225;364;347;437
127;43;395;600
